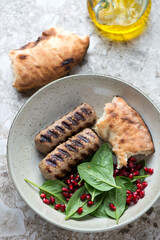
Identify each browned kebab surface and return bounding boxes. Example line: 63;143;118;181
35;103;97;153
39;128;100;180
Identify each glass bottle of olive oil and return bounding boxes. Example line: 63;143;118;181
87;0;151;41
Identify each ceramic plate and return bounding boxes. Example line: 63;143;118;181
7;74;160;232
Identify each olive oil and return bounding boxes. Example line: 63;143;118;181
87;0;151;41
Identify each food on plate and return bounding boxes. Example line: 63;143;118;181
9;28;89;91
25;143;154;222
95;96;155;169
39;128;100;180
35;103;97;154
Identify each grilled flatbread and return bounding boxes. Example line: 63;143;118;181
9;28;89;91
95;96;155;168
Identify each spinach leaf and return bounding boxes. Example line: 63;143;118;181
91;143;113;174
104;177;127;223
78;163;121;192
65;186;105;219
85;182;103;201
91;197;109;218
131;175;149;183
89;143;113;200
25;179;67;204
116;176;132;190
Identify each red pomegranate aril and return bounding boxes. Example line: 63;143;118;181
69;184;74;191
127;194;133;201
129;156;137;162
139;190;145;199
86;194;91;200
142;181;148;189
136;164;142;170
43;198;50;205
87;201;94;207
126;199;132;206
50;196;55;205
109;203;116;211
69;193;73;198
62;187;69;192
130;168;135;173
70;174;74;180
133;171;139;176
129;173;133;180
136;189;141;195
63;192;69;198
40;193;46;199
65;179;71;185
136;179;141;184
77;207;83;215
61;204;66;212
66;198;70;202
137;183;143;190
114;169;119;175
75;175;80;181
72;180;78;186
132;192;138;201
133;198;138;205
80;194;87;201
78;183;82;188
54;204;61;210
126;190;132;195
143;167;148;172
148;168;154;175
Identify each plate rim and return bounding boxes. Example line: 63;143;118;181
7;74;160;232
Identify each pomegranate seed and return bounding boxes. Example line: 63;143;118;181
62;187;69;192
77;207;83;215
69;193;73;198
78;183;82;188
66;198;70;202
80;194;87;201
50;196;55;205
127;194;133;201
114;169;119;175
63;192;69;198
129;173;133;179
61;204;66;212
69;184;74;191
65;179;71;185
133;171;139;176
137;183;143;190
136;164;142;170
71;180;78;186
126;199;132;205
142;181;148;189
136;179;141;184
70;174;74;180
109;203;116;211
143;167;148;172
86;194;91;200
40;193;46;199
87;201;94;207
133;198;138;205
129;156;137;162
55;204;61;210
130;168;135;173
136;189;141;195
132;192;138;201
43;198;50;205
139;190;145;199
75;175;80;181
148;168;154;175
126;190;132;195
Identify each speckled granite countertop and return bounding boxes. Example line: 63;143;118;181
0;0;160;239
